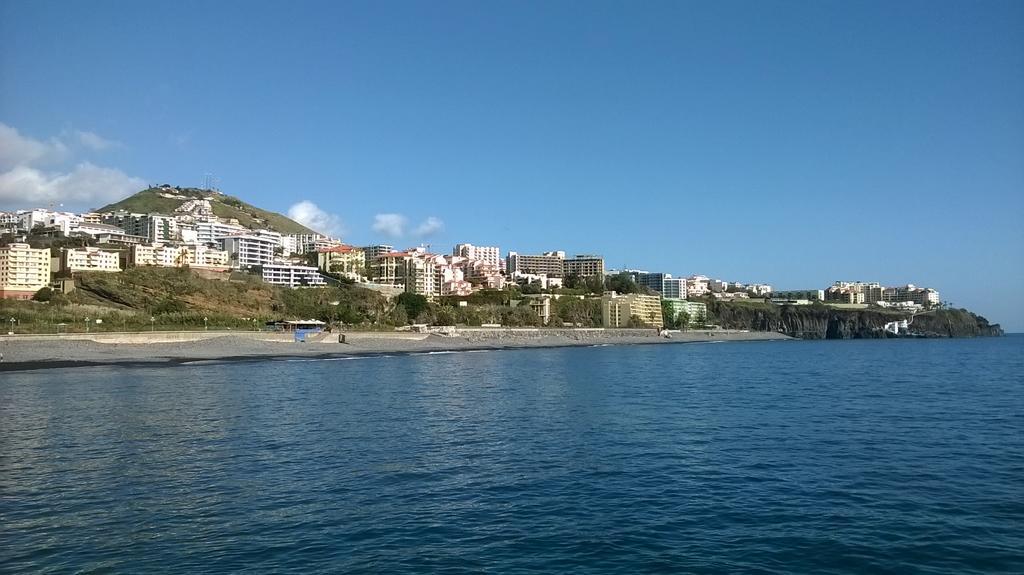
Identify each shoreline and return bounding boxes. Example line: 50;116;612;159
0;329;790;372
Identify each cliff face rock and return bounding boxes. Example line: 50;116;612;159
909;309;1003;337
706;301;1001;340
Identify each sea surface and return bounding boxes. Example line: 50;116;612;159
2;337;1023;574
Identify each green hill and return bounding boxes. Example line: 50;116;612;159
97;186;317;235
0;267;395;333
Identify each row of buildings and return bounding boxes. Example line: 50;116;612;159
0;201;942;327
823;281;940;309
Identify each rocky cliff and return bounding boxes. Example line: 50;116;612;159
908;309;1003;337
706;301;1002;339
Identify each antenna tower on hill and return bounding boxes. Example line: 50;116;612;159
202;173;220;192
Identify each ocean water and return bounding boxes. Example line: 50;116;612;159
2;337;1022;574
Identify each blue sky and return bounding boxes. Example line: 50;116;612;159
2;0;1022;330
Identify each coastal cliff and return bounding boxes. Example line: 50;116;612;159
706;301;1002;339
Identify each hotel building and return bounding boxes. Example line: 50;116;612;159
601;292;663;328
0;243;51;299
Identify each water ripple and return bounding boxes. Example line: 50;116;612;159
2;337;1023;573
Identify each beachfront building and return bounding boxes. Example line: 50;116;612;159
221;233;278;269
259;263;326;288
563;254;605;279
521;294;553;325
601;291;663;328
662;298;708;327
317;245;366;280
55;247;121;274
0;243;51;300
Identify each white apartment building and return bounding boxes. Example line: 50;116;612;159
0;212;18;233
16;209;53;231
194;219;246;245
453;244;501;267
686;275;711;297
72;222;127;237
131;244;230;269
260;264;326;288
221;234;278;268
0;243;51;299
283;234;341;256
57;247;121;273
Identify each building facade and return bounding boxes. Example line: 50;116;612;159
57;247;121;273
601;292;663;328
563;254;605;278
221;234;278;268
260;264;326;288
635;272;687;299
0;243;51;299
662;298;708;326
506;251;564;278
194;219;246;245
130;244;229;269
317;245;366;280
453;244;501;267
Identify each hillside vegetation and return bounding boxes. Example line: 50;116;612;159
0;268;392;333
97;186;316;235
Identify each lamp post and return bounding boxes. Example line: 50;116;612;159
204;316;208;331
151;316;155;332
9;317;14;335
85;316;90;334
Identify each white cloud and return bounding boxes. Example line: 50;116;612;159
0;123;69;169
0;122;144;210
413;216;444;238
0;162;146;209
76;130;119;151
372;213;408;238
287;200;345;236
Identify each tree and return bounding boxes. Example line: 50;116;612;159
677;311;691;330
434;305;456;326
32;287;53;302
389;303;409;326
503;305;542;327
604;272;640;295
396;292;429;321
519;280;543;294
583;274;605;294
